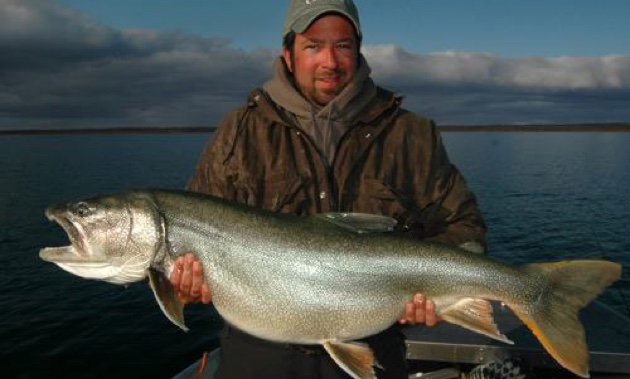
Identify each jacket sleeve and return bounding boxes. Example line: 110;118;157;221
416;122;487;253
186;108;243;199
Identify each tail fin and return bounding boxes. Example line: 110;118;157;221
512;260;621;378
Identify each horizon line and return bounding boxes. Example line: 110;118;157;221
1;122;630;135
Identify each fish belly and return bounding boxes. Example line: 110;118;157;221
208;252;410;344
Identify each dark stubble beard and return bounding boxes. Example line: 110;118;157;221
287;51;353;106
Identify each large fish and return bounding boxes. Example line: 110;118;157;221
39;189;621;379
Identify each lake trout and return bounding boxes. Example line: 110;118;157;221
39;189;621;379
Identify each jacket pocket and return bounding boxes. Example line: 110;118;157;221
266;174;308;213
357;178;408;221
235;173;308;214
359;178;446;238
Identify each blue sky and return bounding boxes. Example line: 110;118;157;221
55;0;630;57
1;0;630;128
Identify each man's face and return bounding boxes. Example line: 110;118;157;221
283;14;358;107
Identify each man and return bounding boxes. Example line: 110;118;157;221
171;0;486;378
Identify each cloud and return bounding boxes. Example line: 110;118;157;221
364;46;630;90
1;0;629;128
363;46;630;124
0;0;276;128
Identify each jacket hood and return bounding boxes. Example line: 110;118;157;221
263;54;376;122
262;54;378;161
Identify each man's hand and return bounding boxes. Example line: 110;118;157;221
169;253;212;304
398;293;440;326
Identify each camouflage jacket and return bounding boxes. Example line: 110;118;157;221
188;87;487;251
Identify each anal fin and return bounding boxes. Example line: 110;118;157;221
440;298;512;344
148;268;188;331
322;341;377;379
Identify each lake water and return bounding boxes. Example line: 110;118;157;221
1;132;629;379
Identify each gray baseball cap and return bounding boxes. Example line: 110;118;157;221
282;0;361;40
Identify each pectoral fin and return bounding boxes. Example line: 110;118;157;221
322;341;377;379
440;298;512;344
147;268;188;331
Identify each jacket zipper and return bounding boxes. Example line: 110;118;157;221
325;165;339;212
291;127;338;213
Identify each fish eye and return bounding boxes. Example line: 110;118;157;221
74;202;93;217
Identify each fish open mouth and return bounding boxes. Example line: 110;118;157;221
39;209;90;263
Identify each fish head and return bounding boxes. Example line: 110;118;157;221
39;191;163;285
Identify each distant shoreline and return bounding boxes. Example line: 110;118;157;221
0;126;216;135
1;123;630;135
439;123;630;132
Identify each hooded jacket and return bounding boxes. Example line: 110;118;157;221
188;56;486;251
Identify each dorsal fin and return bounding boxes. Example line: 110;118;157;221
315;213;397;234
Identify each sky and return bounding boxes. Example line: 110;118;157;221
1;0;630;129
